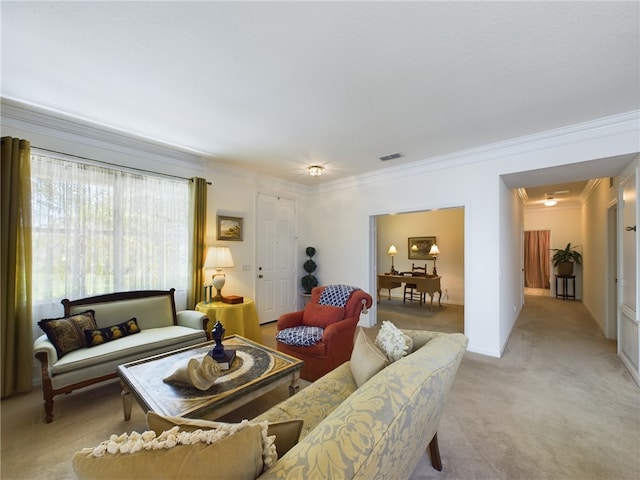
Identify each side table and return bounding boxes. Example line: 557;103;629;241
195;298;262;343
555;275;576;300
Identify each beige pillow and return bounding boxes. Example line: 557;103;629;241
350;328;389;387
147;412;303;459
72;423;265;480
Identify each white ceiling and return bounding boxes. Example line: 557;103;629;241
1;1;639;188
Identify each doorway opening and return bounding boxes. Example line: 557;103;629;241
524;229;551;296
373;207;465;335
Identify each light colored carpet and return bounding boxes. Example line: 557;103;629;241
376;296;464;334
2;296;638;479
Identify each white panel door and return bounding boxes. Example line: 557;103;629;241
618;168;638;385
256;194;296;324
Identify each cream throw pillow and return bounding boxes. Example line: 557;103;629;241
350;328;389;387
375;321;413;362
146;412;303;459
72;422;268;480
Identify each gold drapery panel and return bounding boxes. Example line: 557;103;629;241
1;137;33;397
188;177;208;309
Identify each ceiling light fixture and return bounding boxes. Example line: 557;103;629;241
308;165;323;177
544;197;558;207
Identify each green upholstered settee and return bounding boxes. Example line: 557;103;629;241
34;289;208;423
72;329;467;479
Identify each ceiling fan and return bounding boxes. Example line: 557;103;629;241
544;190;569;207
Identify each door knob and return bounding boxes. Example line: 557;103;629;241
258;274;263;278
626;225;637;232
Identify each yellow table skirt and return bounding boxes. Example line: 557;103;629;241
195;298;262;344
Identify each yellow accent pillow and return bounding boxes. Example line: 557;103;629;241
72;423;265;480
350;328;389;387
146;412;303;459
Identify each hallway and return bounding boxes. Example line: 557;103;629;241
412;294;638;479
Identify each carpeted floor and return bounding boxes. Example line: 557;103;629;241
1;295;638;479
376;296;464;334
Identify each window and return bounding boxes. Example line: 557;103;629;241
31;152;190;325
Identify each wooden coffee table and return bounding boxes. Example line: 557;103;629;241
117;335;304;420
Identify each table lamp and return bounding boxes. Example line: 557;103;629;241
429;244;440;275
387;244;398;275
204;246;235;301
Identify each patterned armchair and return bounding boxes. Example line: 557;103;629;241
276;285;373;381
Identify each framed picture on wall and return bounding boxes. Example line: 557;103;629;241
408;236;436;260
217;215;243;241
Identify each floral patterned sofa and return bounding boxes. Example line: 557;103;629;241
255;329;468;478
72;328;467;479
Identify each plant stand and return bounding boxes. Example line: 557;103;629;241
555;275;576;300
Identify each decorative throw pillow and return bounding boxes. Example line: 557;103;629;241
38;310;97;358
375;321;413;362
276;326;324;347
350;328;389;387
84;318;140;347
72;422;270;480
301;302;344;328
146;412;304;459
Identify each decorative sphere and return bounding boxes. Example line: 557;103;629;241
305;246;316;258
303;259;317;274
301;274;318;294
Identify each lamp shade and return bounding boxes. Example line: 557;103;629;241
204;246;234;269
429;244;440;256
387;245;398;256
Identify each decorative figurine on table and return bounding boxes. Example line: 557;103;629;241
210;320;225;358
209;320;236;369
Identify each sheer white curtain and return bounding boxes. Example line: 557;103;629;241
31;153;189;336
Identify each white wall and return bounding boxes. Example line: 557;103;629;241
499;180;525;352
4;103;639;358
204;173;307;303
581;177;618;334
306;114;638;356
306;159;502;355
377;209;464;305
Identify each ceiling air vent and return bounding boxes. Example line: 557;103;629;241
379;152;403;161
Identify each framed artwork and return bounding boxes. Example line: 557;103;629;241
217;215;243;241
408;236;436;260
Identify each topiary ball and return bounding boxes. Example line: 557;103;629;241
303;259;317;274
301;274;318;294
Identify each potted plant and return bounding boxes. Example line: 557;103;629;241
551;243;582;276
301;246;318;294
